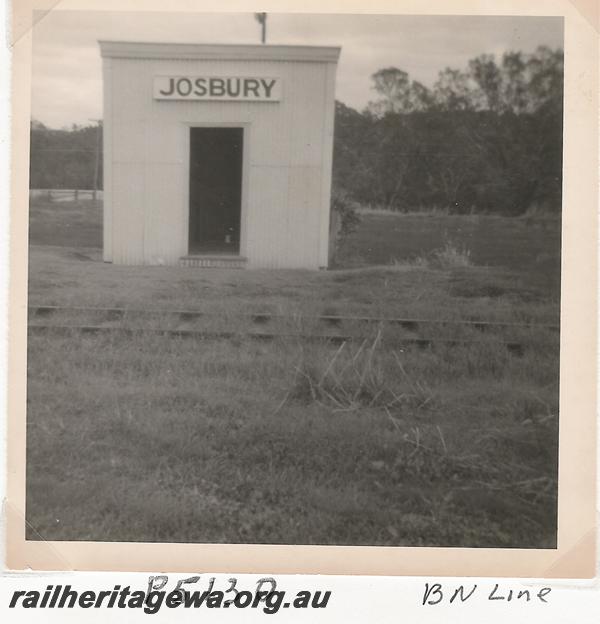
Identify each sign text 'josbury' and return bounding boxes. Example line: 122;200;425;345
154;76;281;101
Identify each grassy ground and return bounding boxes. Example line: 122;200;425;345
26;198;560;547
337;211;561;290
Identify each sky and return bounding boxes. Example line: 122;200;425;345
31;11;563;128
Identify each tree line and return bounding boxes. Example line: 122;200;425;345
334;46;563;215
30;46;562;216
29;120;103;191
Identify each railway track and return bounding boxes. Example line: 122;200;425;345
27;305;559;355
28;304;559;332
27;323;534;353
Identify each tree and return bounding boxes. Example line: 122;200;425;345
367;67;433;116
468;54;503;112
526;46;563;114
501;51;529;114
433;68;475;111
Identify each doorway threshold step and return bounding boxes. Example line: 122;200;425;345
179;255;247;268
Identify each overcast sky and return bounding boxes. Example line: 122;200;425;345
31;11;563;128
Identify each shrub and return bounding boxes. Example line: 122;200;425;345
332;188;361;238
328;188;361;265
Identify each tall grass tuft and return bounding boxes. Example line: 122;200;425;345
430;240;472;268
285;333;434;413
390;239;472;270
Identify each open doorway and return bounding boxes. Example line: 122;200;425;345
189;127;244;254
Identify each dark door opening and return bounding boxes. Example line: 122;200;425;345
189;127;243;254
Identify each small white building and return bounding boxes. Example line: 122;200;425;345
99;41;340;269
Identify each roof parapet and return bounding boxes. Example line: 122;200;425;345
98;41;341;63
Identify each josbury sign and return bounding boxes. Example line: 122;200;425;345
153;76;281;101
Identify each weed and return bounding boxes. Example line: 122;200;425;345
389;240;472;271
286;333;435;413
430;240;472;269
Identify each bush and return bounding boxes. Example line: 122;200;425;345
329;188;361;265
332;188;361;238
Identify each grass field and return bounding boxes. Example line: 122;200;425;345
26;198;561;547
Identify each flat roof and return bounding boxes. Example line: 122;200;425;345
99;41;341;63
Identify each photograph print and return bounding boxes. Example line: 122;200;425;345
25;11;564;549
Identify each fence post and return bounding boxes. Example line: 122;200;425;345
74;189;78;201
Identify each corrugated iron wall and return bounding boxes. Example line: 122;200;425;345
104;54;337;269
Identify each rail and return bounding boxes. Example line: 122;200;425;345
27;304;559;356
28;305;559;332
